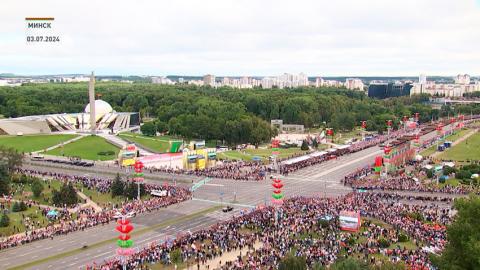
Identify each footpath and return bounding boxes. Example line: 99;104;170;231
431;129;478;159
32;134;86;154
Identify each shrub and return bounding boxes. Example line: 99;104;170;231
170;248;182;264
426;169;434;178
456;170;472;180
31;179;44;198
398;233;409;242
19;201;27;211
406;212;425;222
12;202;21;212
443;166;457;176
97;150;115;156
318;219;330;228
279;255;307;270
378;237;390;248
301;140;309;151
0;213;9;227
346;236;356;246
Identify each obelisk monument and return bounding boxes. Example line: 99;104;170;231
88;71;96;134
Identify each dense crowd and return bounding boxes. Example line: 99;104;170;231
145;161;268;181
279;130;406;175
0;170;191;250
90;192;451;270
343;166;480;195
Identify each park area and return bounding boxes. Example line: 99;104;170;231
420;128;471;157
0;134;78;153
438;132;480;161
217;147;309;161
118;132;174;153
45;135;119;161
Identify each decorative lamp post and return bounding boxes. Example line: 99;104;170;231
271;178;284;226
326;128;334;143
133;160;144;200
115;211;135;270
271;139;280;172
413;133;420;151
374;156;383;175
383;145;392;175
386;120;393;136
361;121;367;141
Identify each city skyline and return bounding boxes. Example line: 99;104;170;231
1;0;480;76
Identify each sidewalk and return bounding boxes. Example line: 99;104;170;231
32;134;86;154
431;129;478;158
77;191;103;213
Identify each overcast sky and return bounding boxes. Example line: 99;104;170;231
1;0;479;76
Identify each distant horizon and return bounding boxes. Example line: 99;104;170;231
1;72;478;79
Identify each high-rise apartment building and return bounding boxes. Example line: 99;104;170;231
203;74;216;86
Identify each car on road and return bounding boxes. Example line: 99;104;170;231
222;206;233;212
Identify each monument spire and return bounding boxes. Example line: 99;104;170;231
88;71;96;134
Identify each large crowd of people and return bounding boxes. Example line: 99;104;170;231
89;192;451;270
343;166;480;195
279;130;407;175
0;170;191;250
144;160;268;181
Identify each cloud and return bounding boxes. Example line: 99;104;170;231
0;0;479;76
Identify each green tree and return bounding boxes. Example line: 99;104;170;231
312;138;318;149
12;202;21;212
140;121;156;136
124;182;146;200
111;173;125;198
330;258;369;270
371;261;406;270
0;146;23;172
0;165;10;196
0;213;9;227
332;112;355;131
278;255;307;270
155;120;168;134
431;195;480;270
52;183;78;206
301;140;309;151
170;248;182;264
31;179;44;198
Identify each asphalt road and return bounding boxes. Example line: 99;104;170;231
5;126;449;269
1;200;239;270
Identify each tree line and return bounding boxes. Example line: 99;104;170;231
1;83;479;145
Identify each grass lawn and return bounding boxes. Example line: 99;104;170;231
12;178;64;206
45;135;119;161
0;134;78;153
335;129;363;144
119;132;177;153
437;178;461;187
439;132;480;161
420;129;471;157
80;187;151;208
0;206;49;236
218;148;309;161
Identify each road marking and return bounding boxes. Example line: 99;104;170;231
303;150;381;180
203;183;224;187
192;198;254;208
92;251;111;258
